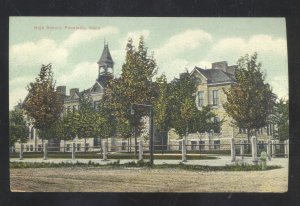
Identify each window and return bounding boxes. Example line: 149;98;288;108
121;142;127;150
213;117;221;133
197;91;204;107
213;90;219;105
239;128;247;134
178;142;182;151
94;137;100;146
30;145;33;151
214;140;220;150
73;105;77;112
191;141;197;150
38;144;42;151
66;144;70;151
77;144;81;151
94;101;100;109
256;128;264;135
199;141;205;150
258;141;265;150
267;124;274;136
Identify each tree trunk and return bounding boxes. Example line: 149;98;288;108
134;126;137;157
42;137;44;152
185;122;189;145
84;137;87;153
247;129;251;143
100;136;102;154
129;137;132;153
247;128;251;152
127;138;129;152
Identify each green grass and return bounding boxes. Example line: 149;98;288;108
10;160;282;171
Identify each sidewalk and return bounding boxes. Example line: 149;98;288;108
10;156;289;168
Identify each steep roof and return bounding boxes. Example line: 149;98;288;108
97;44;114;67
195;67;236;84
97;74;113;88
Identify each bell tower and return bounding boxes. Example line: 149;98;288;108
97;42;114;88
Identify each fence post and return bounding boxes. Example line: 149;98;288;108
43;143;48;160
181;139;187;162
267;140;271;160
230;138;235;162
287;140;289;158
284;140;289;158
72;142;76;160
19;144;24;160
251;136;258;163
103;141;108;161
138;140;143;161
271;140;276;158
240;140;244;160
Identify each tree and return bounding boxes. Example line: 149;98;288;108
38;114;76;151
270;99;289;141
153;74;169;132
108;36;157;154
93;97;118;151
9;108;29;147
223;53;274;141
70;95;105;152
168;71;221;140
168;71;197;138
22;64;64;145
153;74;170;150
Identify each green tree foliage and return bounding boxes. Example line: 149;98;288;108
22;64;64;142
168;72;196;138
9;108;29;147
270;99;289;141
38;114;76;144
108;36;157;146
95;98;117;140
223;53;274;141
153;73;169;133
70;96;105;151
168;71;221;139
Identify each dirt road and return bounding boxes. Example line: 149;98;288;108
10;167;288;192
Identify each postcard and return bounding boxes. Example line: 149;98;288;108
9;17;288;192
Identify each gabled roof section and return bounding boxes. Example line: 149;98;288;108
90;81;103;93
79;88;91;97
195;67;236;84
190;67;208;81
97;44;114;67
66;91;80;101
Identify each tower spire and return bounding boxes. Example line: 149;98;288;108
97;42;114;87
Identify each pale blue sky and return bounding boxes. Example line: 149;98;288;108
9;17;288;109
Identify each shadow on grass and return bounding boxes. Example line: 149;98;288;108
10;160;281;172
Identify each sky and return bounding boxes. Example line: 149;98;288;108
9;17;288;110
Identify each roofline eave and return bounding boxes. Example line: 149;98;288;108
190;67;208;81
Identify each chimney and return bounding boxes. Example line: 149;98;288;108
226;65;237;75
56;86;66;95
212;61;228;72
179;72;189;80
70;88;79;97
